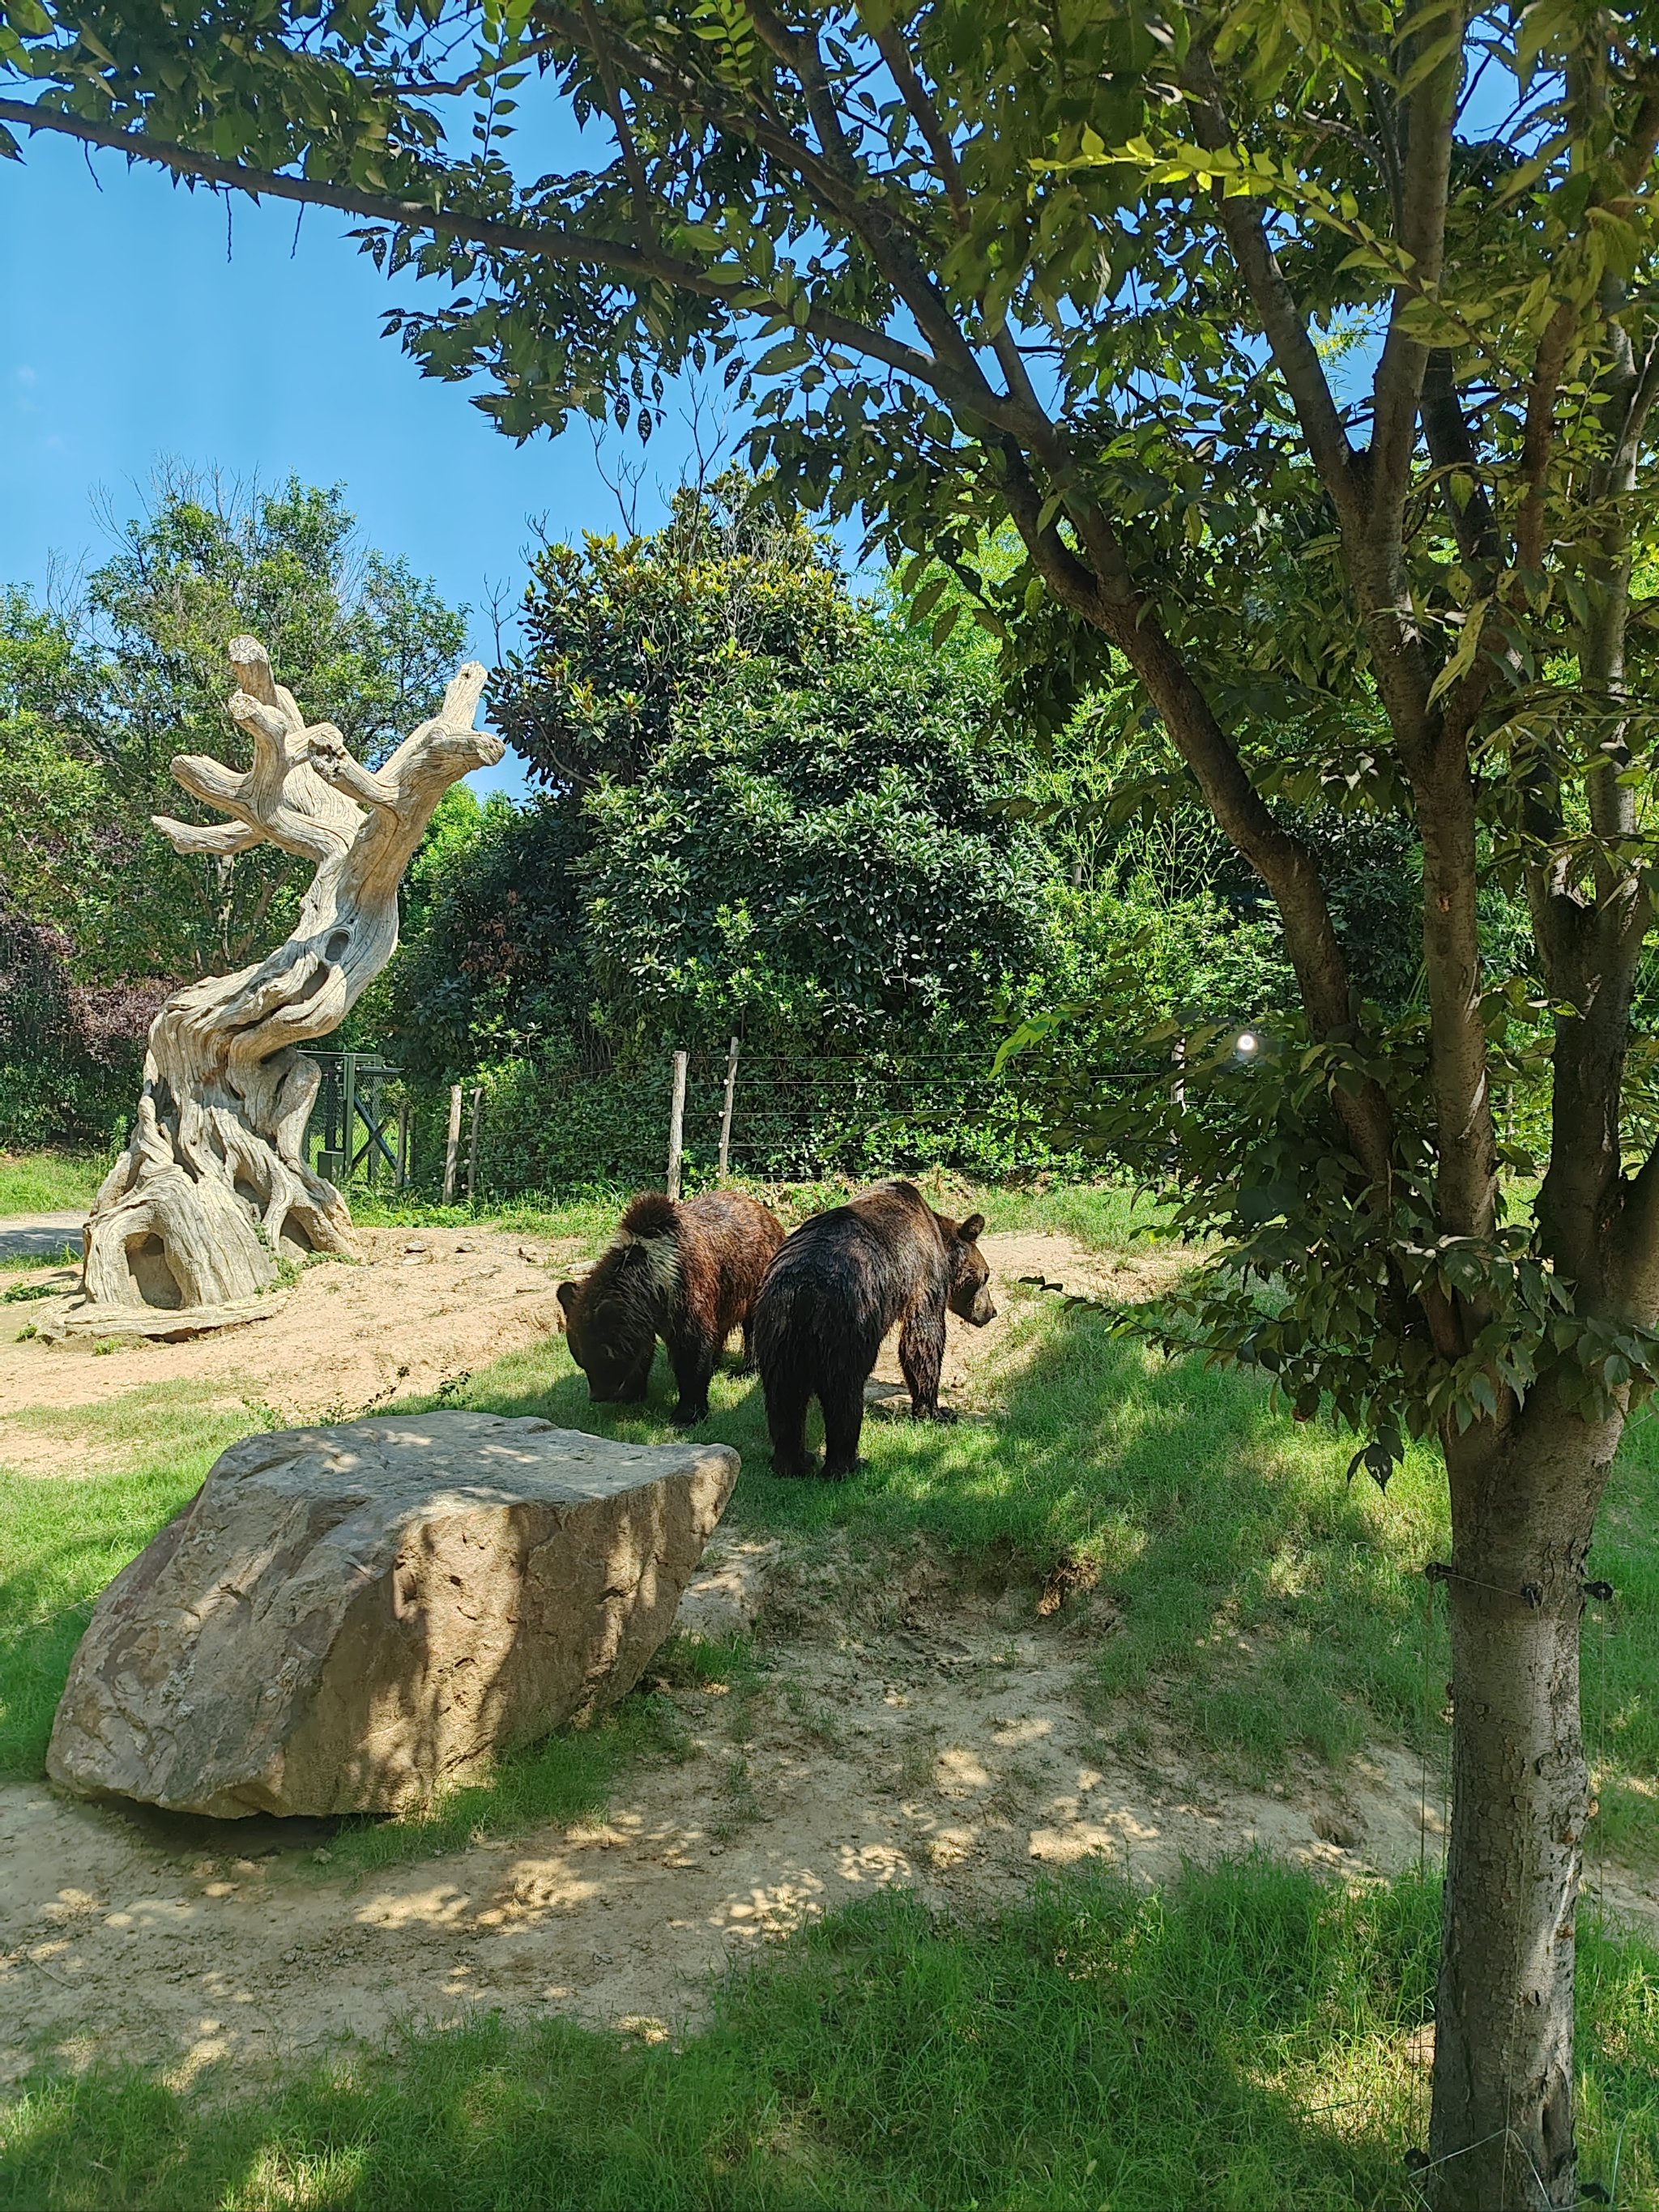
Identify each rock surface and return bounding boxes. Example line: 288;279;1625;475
46;1413;738;1818
673;1538;781;1643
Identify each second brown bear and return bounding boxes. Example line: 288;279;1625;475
557;1189;784;1426
753;1179;996;1479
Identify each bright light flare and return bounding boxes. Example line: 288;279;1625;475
1235;1031;1260;1056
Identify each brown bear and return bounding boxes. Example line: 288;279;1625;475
752;1180;996;1479
557;1189;784;1426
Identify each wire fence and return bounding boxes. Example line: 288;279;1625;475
337;1038;1163;1206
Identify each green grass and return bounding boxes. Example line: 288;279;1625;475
0;1151;106;1217
404;1269;1654;1825
423;1293;1452;1774
2;1861;1654;2212
343;1174;1167;1250
1583;1409;1659;1866
323;1692;693;1875
0;1387;280;1775
343;1186;631;1242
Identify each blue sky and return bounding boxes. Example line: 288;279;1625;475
0;133;712;800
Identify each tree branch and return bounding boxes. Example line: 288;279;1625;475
0;96;953;402
304;726;401;811
1367;1;1466;538
1182;53;1363;533
859;5;970;228
151;815;262;858
578;0;658;249
1419;351;1501;569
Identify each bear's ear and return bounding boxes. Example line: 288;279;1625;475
959;1213;985;1243
557;1280;579;1314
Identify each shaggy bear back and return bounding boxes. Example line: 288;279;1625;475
753;1181;992;1478
558;1189;783;1424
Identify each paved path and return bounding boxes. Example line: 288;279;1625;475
0;1212;83;1264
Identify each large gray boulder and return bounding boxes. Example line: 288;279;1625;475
46;1413;738;1818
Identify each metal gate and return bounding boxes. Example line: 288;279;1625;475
305;1051;409;1189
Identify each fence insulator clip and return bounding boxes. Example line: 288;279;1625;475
1520;1581;1542;1609
1424;1561;1452;1584
1584;1579;1615;1602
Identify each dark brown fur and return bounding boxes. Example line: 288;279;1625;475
557;1189;784;1426
752;1180;995;1479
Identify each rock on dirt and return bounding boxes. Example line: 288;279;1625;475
46;1413;738;1819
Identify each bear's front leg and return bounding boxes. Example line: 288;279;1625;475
898;1301;947;1420
668;1329;717;1426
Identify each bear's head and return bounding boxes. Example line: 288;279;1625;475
940;1211;996;1326
557;1260;655;1403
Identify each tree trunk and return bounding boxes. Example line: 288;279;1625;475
1428;1409;1614;2210
82;637;499;1315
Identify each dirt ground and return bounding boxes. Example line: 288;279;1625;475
0;1226;580;1437
3;1221;1648;2088
0;1222;1175;1444
0;1561;1529;2091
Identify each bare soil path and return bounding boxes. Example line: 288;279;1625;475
12;1548;1609;2091
0;1225;578;1435
0;1213;84;1264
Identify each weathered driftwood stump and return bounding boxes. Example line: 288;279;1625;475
82;638;501;1316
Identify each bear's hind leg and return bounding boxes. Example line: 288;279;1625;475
668;1328;719;1427
821;1371;866;1480
764;1368;816;1478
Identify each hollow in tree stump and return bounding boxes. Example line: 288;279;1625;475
81;637;501;1315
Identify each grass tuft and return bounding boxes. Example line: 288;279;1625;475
0;1152;106;1217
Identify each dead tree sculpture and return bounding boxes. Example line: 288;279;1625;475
82;637;500;1316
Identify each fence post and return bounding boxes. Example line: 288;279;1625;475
396;1097;410;1192
667;1049;689;1200
466;1085;484;1208
342;1051;357;1186
443;1082;463;1205
717;1035;740;1181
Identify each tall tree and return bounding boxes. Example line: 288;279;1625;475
6;6;1659;2197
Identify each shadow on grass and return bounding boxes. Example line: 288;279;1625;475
5;1273;1651;1869
5;1861;1655;2212
0;1863;1422;2212
417;1300;1456;1782
0;1389;288;1778
418;1288;1653;1813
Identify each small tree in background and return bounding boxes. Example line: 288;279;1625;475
491;471;859;793
1;471;467;984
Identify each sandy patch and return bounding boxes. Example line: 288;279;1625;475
0;1227;1158;1473
864;1229;1186;1409
0;1227;581;1437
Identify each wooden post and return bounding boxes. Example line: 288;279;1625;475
443;1082;463;1205
396;1097;410;1192
466;1085;484;1207
717;1035;740;1182
667;1049;689;1200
